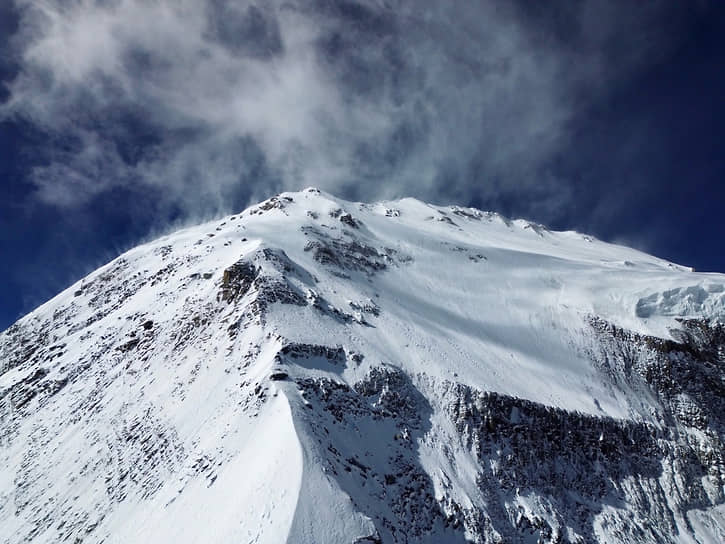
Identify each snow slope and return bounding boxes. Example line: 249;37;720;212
1;189;724;543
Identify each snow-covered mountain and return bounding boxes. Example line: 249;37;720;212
1;188;724;543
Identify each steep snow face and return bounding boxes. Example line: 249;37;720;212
1;189;724;543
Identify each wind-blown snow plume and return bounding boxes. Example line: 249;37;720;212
1;0;694;219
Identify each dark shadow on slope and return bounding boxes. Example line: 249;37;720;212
444;383;680;542
591;317;725;440
378;274;581;373
294;366;468;543
585;317;725;533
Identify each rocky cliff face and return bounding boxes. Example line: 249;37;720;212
1;189;723;543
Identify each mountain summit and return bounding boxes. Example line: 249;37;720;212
1;189;724;543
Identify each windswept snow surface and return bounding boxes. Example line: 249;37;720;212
1;189;724;543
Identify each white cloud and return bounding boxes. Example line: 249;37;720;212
1;0;690;220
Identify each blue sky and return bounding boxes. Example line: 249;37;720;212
1;1;724;331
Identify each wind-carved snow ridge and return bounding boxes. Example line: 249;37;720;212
636;283;725;320
1;188;724;543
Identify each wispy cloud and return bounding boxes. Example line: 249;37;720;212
1;0;699;222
